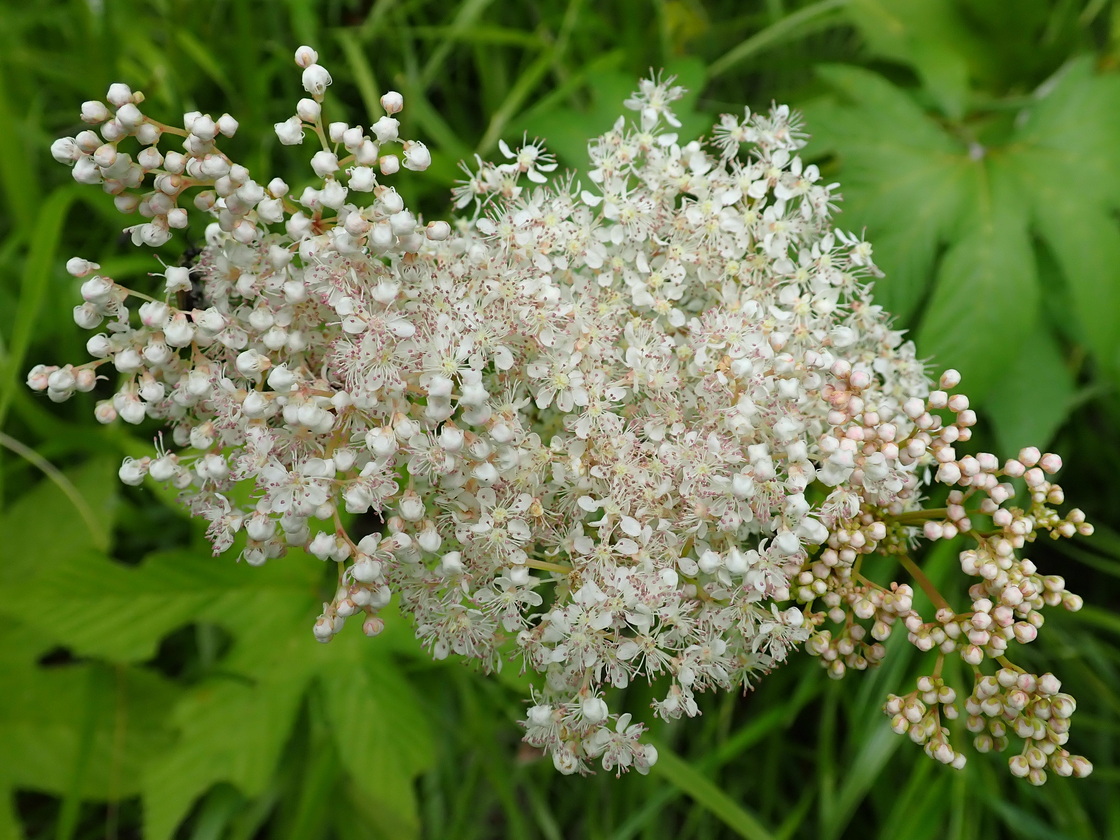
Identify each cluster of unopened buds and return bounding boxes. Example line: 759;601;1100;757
31;46;1094;779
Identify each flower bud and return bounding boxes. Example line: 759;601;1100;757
301;64;332;97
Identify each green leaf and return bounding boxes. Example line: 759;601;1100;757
845;0;979;120
319;651;436;839
914;155;1039;399
0;548;316;663
1004;58;1120;373
803;65;973;323
132;542;433;839
0;653;177;799
0;456;118;588
649;742;775;840
0;187;81;428
141;668;310;840
1011;57;1120;212
985;328;1074;453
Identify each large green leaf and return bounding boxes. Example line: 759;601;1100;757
319;652;436;839
803;65;973;323
0;455;118;586
914;155;1039;398
1010;57;1120;211
110;543;436;839
1005;58;1120;374
845;0;980;120
0;548;316;663
0;618;177;805
984;327;1075;454
141;662;311;840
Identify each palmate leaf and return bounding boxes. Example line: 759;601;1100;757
140;649;311;840
804;65;1039;399
140;588;438;840
1;460;438;840
0;616;177;833
913;154;1040;400
805;58;1120;415
1005;56;1120;376
0;455;119;589
319;639;436;840
984;327;1075;455
845;0;980;120
800;64;974;325
0;548;312;663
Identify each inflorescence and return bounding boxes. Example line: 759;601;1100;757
32;46;1094;780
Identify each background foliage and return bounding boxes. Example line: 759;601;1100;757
1;1;1119;838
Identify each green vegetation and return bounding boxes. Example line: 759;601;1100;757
2;1;1119;838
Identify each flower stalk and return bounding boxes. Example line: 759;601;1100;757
31;45;1094;782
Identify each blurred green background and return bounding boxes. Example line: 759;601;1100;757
1;1;1119;838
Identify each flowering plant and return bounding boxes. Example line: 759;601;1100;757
32;46;1094;781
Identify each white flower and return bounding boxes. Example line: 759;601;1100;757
36;53;1092;784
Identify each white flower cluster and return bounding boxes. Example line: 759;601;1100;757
32;47;1094;779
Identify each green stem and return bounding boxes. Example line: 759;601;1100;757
0;431;110;551
709;0;851;78
890;508;949;525
525;558;570;574
898;553;952;613
931;652;945;680
995;656;1023;673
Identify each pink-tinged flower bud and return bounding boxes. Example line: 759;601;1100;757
80;100;111;124
1038;452;1062;474
99;120;126;142
116;103;143;131
417;525;442;553
231;219;258;244
961;645;984;665
320;180;347;209
72;156;103;184
118;456;150;485
310;150;339;177
398;490;423;524
425;220;451;241
67;257;101;279
138;300;170;328
106;83;133;107
235;349;270;377
136;147;162;171
939;368;961;388
82;332;112;358
51;137;82;164
380;90;404;114
294;45;319;68
936;462;961;485
1070;756;1093;777
379;154;400;175
134;124;160;146
355;138;379;166
117;396;146;424
313;616;335;642
92;401;116;423
72;303;101;329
